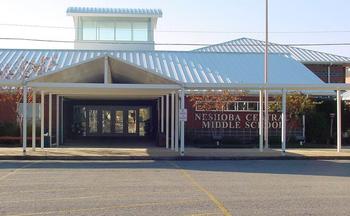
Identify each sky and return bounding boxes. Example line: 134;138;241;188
0;0;349;57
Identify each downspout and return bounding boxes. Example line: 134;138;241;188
327;63;332;83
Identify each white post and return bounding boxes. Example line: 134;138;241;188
337;90;342;152
180;88;185;156
56;95;59;146
175;92;179;152
264;0;269;149
281;90;287;154
161;96;164;133
166;94;169;149
32;91;36;150
60;96;64;145
171;92;175;150
40;91;44;149
302;114;306;141
22;86;28;153
259;90;264;152
49;93;52;147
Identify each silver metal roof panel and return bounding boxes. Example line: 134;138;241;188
195;37;350;64
67;7;163;18
0;49;323;85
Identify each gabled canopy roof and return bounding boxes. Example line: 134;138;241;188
195;37;350;64
0;49;324;85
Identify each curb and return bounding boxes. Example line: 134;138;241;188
0;156;350;160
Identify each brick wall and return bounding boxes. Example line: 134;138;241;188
0;92;58;133
305;64;346;83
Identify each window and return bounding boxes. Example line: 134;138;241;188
248;102;258;111
81;20;150;42
133;22;148;41
116;22;132;41
82;21;97;40
196;101;261;112
98;22;114;40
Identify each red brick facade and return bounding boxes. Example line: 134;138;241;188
0;93;58;132
305;64;347;83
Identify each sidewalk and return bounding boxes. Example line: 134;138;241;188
1;147;350;160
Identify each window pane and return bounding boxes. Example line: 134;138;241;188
128;110;137;133
102;110;111;134
115;110;124;133
82;21;96;40
98;22;114;40
133;22;148;41
139;108;150;136
88;109;98;133
116;22;132;41
248;102;258;111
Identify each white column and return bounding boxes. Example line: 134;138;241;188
259;90;264;152
32;91;36;150
281;90;287;153
49;93;52;147
337;90;342;152
264;0;269;149
40;91;44;149
22;86;28;153
180;89;185;156
171;92;175;150
60;96;64;145
56;95;59;146
175;92;179;152
161;96;164;133
166;94;169;149
264;90;269;149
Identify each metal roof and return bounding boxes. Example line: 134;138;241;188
0;49;323;85
66;7;163;18
195;37;350;64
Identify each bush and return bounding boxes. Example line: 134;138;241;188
0;122;20;136
305;112;329;144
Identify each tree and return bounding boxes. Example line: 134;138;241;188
269;91;315;130
189;90;247;111
0;55;57;141
189;90;247;145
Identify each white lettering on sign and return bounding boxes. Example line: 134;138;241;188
179;109;187;122
193;112;282;129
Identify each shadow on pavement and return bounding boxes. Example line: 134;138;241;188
0;160;350;178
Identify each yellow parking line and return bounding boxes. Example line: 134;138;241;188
187;213;222;216
5;198;207;216
167;161;232;216
0;162;35;182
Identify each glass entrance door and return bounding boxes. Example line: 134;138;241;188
114;110;124;134
101;109;112;134
87;109;98;135
127;109;137;134
78;105;152;137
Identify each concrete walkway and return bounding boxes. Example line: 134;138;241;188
1;147;350;160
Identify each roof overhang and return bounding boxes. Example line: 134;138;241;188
66;7;163;18
28;82;180;98
0;80;22;87
184;83;350;91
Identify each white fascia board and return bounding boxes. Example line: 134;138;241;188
184;83;350;91
0;80;22;87
28;82;181;90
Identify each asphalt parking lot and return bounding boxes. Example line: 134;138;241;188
0;160;350;216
